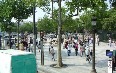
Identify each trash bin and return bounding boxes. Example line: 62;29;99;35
0;49;37;73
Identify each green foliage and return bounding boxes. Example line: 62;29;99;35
10;0;33;20
0;0;34;33
65;0;106;16
0;0;13;32
102;9;116;31
80;11;92;30
36;0;51;13
19;22;33;33
37;16;55;33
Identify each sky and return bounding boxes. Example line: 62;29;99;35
22;0;110;22
23;1;64;22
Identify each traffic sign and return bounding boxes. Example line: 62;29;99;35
106;50;113;57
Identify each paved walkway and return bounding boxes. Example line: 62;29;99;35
36;40;116;73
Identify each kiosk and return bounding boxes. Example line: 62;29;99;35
0;49;37;73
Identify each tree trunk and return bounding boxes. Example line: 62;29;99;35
57;0;62;67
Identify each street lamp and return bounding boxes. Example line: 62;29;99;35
91;15;97;73
33;0;36;56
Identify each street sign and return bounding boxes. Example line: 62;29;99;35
106;50;113;57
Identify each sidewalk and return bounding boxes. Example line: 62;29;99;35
36;42;116;73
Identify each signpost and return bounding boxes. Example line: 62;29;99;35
108;60;113;73
106;50;113;73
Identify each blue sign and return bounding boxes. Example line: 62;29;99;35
106;51;113;57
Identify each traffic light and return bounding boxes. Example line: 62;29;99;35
40;31;44;41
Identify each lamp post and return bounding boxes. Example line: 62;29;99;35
33;0;36;56
51;0;53;18
91;15;97;73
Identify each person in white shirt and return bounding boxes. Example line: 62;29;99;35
85;45;91;63
67;43;71;56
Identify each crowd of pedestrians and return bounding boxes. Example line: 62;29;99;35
48;33;97;63
62;34;93;63
6;35;41;53
6;33;116;63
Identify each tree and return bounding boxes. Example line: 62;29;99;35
0;0;16;49
65;0;106;17
101;9;116;31
37;16;54;33
5;0;34;49
37;0;51;13
19;22;33;33
0;0;12;31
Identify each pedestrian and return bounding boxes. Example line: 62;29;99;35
29;37;33;44
29;37;33;52
81;43;86;57
85;45;91;63
65;40;68;49
49;42;53;54
97;37;100;46
67;43;71;56
108;38;112;47
89;48;92;61
50;46;55;61
75;42;78;56
37;41;41;52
